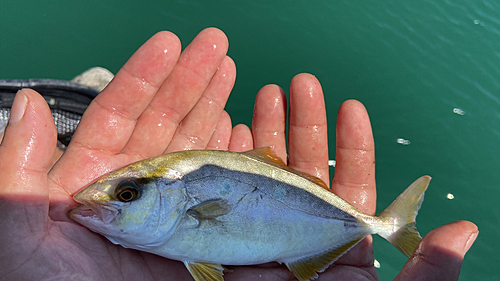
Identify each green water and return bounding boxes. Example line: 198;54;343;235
1;0;498;280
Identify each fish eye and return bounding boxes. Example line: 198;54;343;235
115;180;141;202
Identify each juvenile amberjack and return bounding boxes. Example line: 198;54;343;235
69;148;430;281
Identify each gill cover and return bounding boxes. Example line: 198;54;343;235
113;178;189;249
70;177;189;250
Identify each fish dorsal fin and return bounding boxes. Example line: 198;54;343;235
183;261;224;281
284;237;364;281
242;147;329;190
242;147;285;165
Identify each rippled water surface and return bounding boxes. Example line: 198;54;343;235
1;1;498;279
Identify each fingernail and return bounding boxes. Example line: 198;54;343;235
464;231;478;253
9;90;28;124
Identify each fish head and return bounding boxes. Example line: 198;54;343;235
69;164;188;250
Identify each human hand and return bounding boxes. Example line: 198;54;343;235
0;27;477;281
227;74;478;280
0;27;236;280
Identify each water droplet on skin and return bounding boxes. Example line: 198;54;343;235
163;49;168;54
157;117;165;126
358;190;369;205
138;79;148;92
308;88;314;98
105;115;119;130
212;139;222;149
273;97;280;107
181;135;200;150
213;44;217;49
188;136;199;144
313;166;325;182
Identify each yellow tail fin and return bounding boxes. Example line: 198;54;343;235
377;176;431;258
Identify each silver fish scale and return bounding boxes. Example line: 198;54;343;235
181;164;359;222
156;163;368;265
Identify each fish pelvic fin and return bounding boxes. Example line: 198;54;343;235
376;175;431;258
284;237;364;281
184;261;225;281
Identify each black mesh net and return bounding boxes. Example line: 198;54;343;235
0;79;100;147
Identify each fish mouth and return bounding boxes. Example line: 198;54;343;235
69;203;119;224
70;205;97;218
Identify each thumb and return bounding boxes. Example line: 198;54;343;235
0;89;57;230
394;220;478;281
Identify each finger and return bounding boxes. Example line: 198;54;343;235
331;100;376;214
165;56;236;152
206;111;232;150
229;124;253;152
0;89;56;206
123;28;229;157
395;221;478;281
48;31;182;196
71;31;182;155
251;84;287;162
288;73;330;186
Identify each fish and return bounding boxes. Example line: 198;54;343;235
69;148;430;281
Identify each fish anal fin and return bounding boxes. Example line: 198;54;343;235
285;237;364;281
184;262;224;281
242;147;329;190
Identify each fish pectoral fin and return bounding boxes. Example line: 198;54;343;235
284;237;364;281
183;261;225;281
187;199;233;220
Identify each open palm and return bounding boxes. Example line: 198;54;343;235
0;28;476;281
